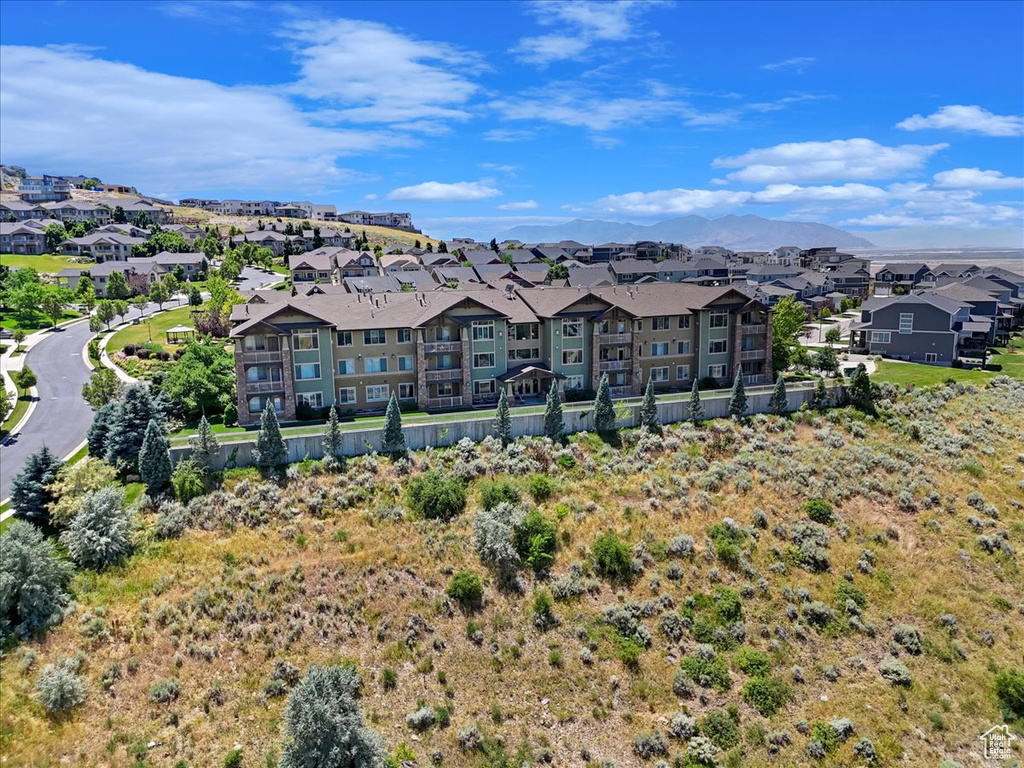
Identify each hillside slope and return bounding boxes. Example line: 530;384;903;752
1;379;1022;767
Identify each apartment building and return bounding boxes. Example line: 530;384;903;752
0;221;48;254
228;284;772;425
58;233;146;262
17;175;72;202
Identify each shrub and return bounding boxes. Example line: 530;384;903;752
879;658;912;687
734;647;772;678
680;654;731;692
673;669;695;698
36;660;87;714
687;735;719;766
632;730;668;758
804;498;834;525
513;509;557;572
406;471;466;521
892;624;922;655
223;748;243;768
171;458;205;504
802;601;836;630
667;534;695;558
382;668;397;691
669;712;697;740
60;486;131;570
406;706;436;732
853;737;878;765
457;725;484;752
148;678;181;703
592;531;631;581
0;521;73;641
446;571;483;608
154;500;188;540
741;676;792;716
699;709;740;750
473;502;522;584
279;665;385;768
994;668;1024;719
479;480;520;510
532;588;557;631
527;473;555;502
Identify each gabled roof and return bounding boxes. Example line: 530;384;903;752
927;283;1000;303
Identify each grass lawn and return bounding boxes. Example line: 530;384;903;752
108;304;196;353
872;360;997;387
0;253;88;274
0;309;82;333
0;386;32;439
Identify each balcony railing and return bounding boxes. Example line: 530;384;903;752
425;368;462;382
245;380;284;393
427;396;463;409
241;351;283;364
741;324;766;335
742;374;770;386
423;340;461;354
599;359;632;371
740;348;766;361
609;385;633;397
598;333;632;345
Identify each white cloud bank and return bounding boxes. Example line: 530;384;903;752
498;200;539;211
386;181;502;203
932;168;1024;190
514;1;655;65
897;105;1024;137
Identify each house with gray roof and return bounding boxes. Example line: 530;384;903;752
849;293;970;364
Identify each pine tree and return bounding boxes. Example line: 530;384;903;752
640;376;660;434
139;419;172;493
105;385;161;470
812;376;829;411
543;380;564;442
593;373;616;435
253;401;287;468
494;387;513;447
381;393;406;455
689;378;705;425
188;415;220;473
10;446;64;529
728;365;748;419
322;405;343;463
769;374;789;415
849;363;875;414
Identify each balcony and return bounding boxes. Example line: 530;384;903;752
241;351;283;365
740;348;767;361
425;368;462;382
427;396;463;409
742;374;770;386
741;324;766;335
245;380;284;394
423;340;461;354
598;333;632;345
599;359;632;371
609;385;633;397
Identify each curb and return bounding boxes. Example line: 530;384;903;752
99;329;139;384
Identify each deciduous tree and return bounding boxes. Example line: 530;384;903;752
81;367;124;409
770;295;806;375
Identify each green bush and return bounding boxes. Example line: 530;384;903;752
994;668;1024;720
804;498;834;524
223;748;243;768
810;721;841;754
446;571;483;608
699;709;740;750
171;457;205;503
406;471;466;521
479;480;520;510
592;531;631;581
741;676;792;716
513;509;557;572
382;668;397;691
148;678;181;703
681;655;731;692
712;587;743;622
36;660;87;714
834;581;867;609
527;474;555;503
734;647;772;678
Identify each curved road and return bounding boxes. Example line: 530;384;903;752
0;268;279;500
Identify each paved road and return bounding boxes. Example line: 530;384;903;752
0;268;278;500
799;313;857;346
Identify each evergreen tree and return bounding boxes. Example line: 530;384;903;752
0;521;74;641
494;387;513;447
640;376;660;434
87;402;118;457
139;419;172;493
769;374;789;415
728;365;748;419
322;405;344;464
105;385;161;469
188;415;220;473
689;378;705;425
593;373;616;435
543;380;564;442
253;401;287;468
849;363;876;414
10;446;64;529
380;393;406;455
812;376;829;411
60;486;131;570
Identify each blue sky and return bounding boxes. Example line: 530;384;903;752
1;0;1022;240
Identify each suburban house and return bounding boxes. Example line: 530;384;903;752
97;198;172;224
0;221;48;254
848;293;969;364
0;200;48;221
17;175;72;202
227;283;772;425
58;233;146;262
289;251;337;283
873;262;929;294
41;201;111;225
59;252;207;296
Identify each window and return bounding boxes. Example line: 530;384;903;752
243;335;279;352
652;316;669;331
294;363;321;380
508;347;540;361
437;382;456;396
677;340;691;355
364;357;388;373
398;355;414;372
473;379;495;395
708;339;728;355
293;329;319;350
472;321;494;341
562;318;582;338
397;328;412;343
364;329;386;345
338;387;356;404
708;364;727;380
709;311;729;328
899;312;914;334
246;366;281;382
924;352;938;363
635;320;644;331
337;359;355;375
869;331;891;344
512;323;539;341
565;375;584;390
366;385;390;402
249;395;282;413
399;383;415;399
651;366;669;382
473;352;495;368
337;331;352;346
296;392;323;409
678;316;691;329
562;349;583;365
676;365;690;381
650;342;669;357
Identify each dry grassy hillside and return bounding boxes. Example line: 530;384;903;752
1;379;1022;768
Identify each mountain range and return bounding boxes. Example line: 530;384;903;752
498;214;875;250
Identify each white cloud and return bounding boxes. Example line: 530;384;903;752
480;163;518;174
713;138;947;183
497;200;539;211
896;105;1024;137
514;1;655;65
760;57;816;73
932;167;1024;190
483;128;536;142
282;19;482;124
364;193;378;200
0;45;392;197
386;181;502;202
591;188;752;216
749;183;888;204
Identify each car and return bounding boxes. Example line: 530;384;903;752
0;329;13;340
